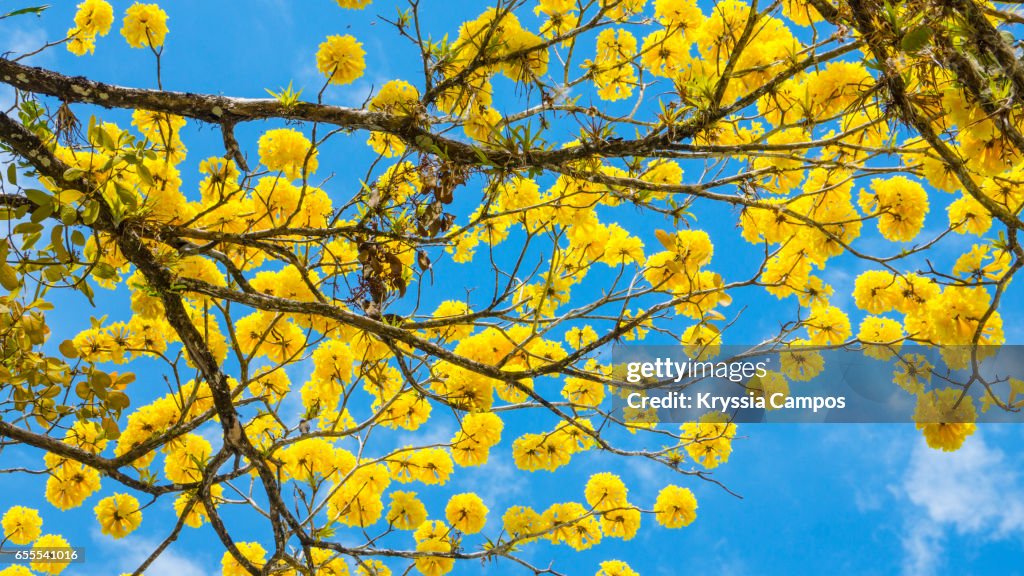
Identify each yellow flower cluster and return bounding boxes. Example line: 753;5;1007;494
450;412;503;466
512;419;596;472
45;456;102;511
590;29;637;101
94;494;142;539
437;8;547;116
653;484;698;528
851;270;1003;348
858;176;930;243
2;506;43;545
386;491;428;530
445;492;488;533
66;0;113;56
680;413;737;469
121;2;169;49
222;542;267;576
913;388;977;451
367;80;421;156
31;534;73;575
326;461;392;527
316;34;366;85
257;128;319;180
596;560;641;576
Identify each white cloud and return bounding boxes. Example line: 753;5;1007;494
458;453;524;517
2;22;52;116
897;431;1024;575
88;530;211;576
1;23;50;63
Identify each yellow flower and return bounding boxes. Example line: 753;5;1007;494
780;339;824;381
414;538;454;576
953;244;1012;282
805;305;851;346
858;176;929;242
413;519;451;543
45;462;102;511
327;484;384;527
591;28;637;101
30;532;72;569
502;505;542;542
596;560;640;576
640;29;690;78
914;388;977;451
500;28;549;83
94;494;142;539
680;412;736;469
565;325;598;349
164;434;212;484
542;502;601;550
858;316;904;360
366;80;420;155
893;354;932;394
2;506;43;545
654;485;698;528
450;412;503;466
75;0;114;36
463;105;502;143
601;0;647;20
336;0;372;7
682;322;721;360
221;542;266;576
173;484;224;528
247;366;291;403
425;300;473;340
257;128;318;180
654;0;703;30
445;493;488;534
747;371;790;410
66;28;96;56
386;491;427;530
280;438;341;484
948;194;993;236
234;312;305;363
584;473;628;511
121;3;169;49
31;534;72;575
537;0;575;15
562;375;606;408
317;34;366;85
852;270;898;314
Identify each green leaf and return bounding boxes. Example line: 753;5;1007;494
93;262;117;280
13;222;43;235
25;188;50;207
901;26;933;53
59;339;79;358
101;417;121;440
0;5;50;20
60;204;78;225
82;200;99;225
135;162;154;187
29;201;53;223
0;264;19;291
107;391;130;410
6;163;16;186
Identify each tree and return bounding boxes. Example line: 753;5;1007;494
0;0;1022;574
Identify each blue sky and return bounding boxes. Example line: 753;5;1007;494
2;1;1024;575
